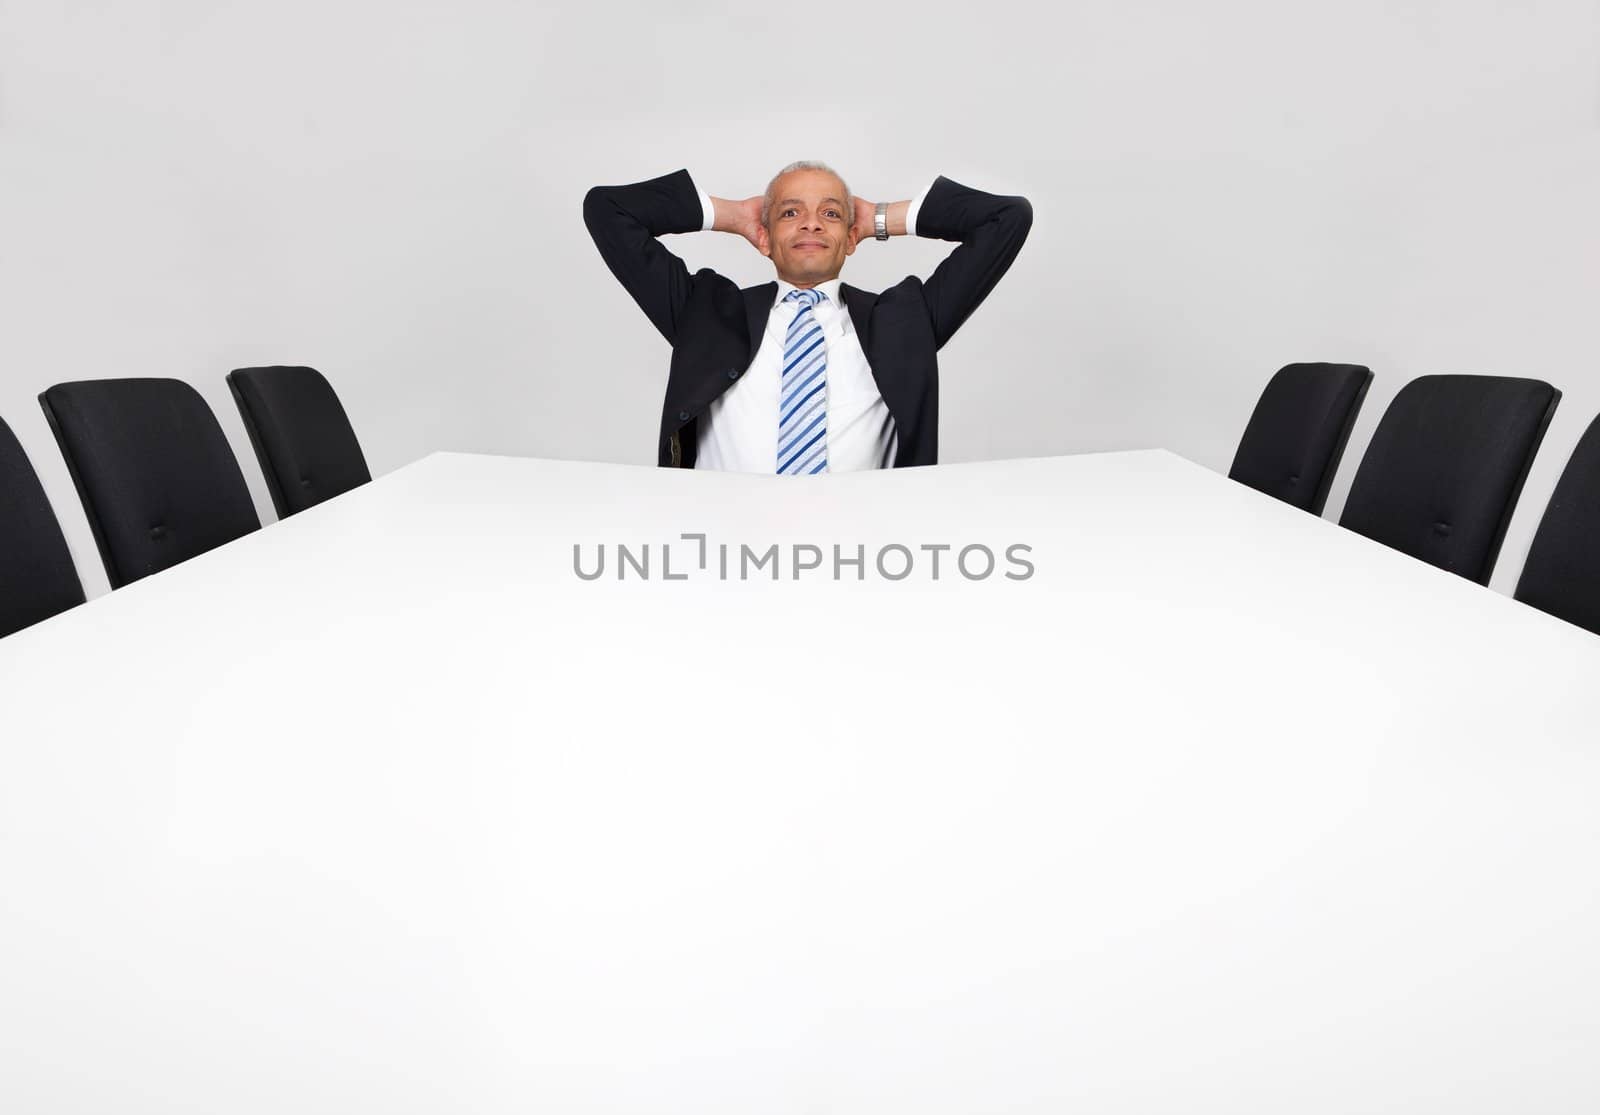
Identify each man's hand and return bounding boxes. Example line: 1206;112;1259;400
850;196;877;248
710;195;765;252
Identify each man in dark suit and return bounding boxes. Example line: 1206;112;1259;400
583;162;1031;472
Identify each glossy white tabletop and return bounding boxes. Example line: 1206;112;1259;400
2;450;1596;1112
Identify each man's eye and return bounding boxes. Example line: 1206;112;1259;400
824;210;840;219
782;208;797;217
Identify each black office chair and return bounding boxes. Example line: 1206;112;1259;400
1514;412;1600;635
226;366;370;518
1229;362;1373;514
0;415;85;637
39;378;261;589
1339;374;1560;585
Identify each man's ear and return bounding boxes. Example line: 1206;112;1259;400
756;224;771;257
844;229;858;257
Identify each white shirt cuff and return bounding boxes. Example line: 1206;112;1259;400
905;182;933;238
697;186;715;232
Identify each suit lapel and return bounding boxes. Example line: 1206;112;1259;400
840;283;874;352
742;283;777;364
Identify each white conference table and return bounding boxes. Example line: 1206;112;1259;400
1;449;1597;1113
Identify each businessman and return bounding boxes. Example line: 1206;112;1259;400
584;162;1031;472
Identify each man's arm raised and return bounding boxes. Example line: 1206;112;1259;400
898;178;1033;351
582;170;714;345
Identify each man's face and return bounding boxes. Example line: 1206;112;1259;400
758;168;856;287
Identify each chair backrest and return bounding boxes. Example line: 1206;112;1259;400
39;378;261;589
0;415;85;636
1514;412;1600;635
1228;362;1373;514
1339;374;1560;585
226;366;370;518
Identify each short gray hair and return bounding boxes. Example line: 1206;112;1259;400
761;160;854;229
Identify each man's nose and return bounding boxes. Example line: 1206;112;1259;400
799;211;823;231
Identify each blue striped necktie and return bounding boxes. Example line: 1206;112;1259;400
778;288;828;475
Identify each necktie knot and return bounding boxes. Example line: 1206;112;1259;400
785;288;825;308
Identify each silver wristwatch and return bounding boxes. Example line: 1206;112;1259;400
874;201;889;241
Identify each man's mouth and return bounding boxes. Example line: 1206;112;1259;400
792;241;828;251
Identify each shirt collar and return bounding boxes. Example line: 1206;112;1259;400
774;278;842;307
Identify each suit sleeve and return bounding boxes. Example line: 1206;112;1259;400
583;169;708;345
914;176;1033;351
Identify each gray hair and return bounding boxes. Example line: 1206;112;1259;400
761;160;854;229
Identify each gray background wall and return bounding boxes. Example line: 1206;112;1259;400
3;0;1596;598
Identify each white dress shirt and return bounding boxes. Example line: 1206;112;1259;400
691;180;929;474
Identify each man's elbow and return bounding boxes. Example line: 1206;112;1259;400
581;186;614;237
1003;195;1033;241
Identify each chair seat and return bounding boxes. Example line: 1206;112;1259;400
227;365;370;518
0;415;84;636
1515;411;1600;634
1229;362;1373;515
39;378;260;589
1339;374;1559;585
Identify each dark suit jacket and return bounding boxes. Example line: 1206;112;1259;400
583;169;1032;468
